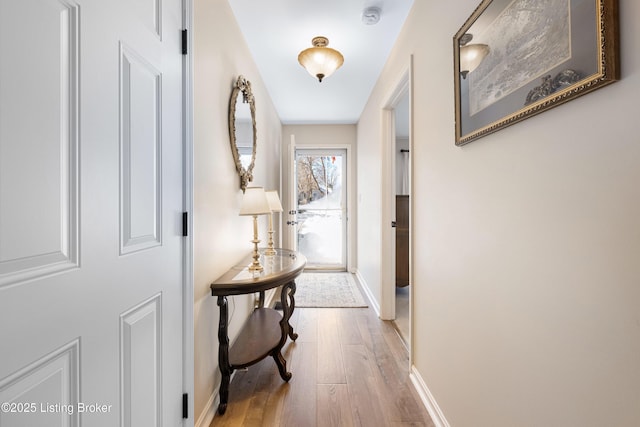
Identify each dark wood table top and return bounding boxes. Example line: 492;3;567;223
211;248;306;296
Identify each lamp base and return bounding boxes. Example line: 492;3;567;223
265;230;277;256
248;262;264;272
248;238;263;272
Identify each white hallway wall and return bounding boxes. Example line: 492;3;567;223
357;0;640;426
193;0;281;422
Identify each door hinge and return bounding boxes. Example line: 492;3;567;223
182;393;188;419
182;212;188;237
181;29;188;55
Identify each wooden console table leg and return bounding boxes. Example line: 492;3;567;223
271;349;292;382
281;280;298;341
217;296;232;414
268;280;297;382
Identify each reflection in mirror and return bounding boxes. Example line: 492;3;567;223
234;98;253;169
229;75;257;191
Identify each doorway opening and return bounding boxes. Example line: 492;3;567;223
380;60;413;355
291;148;347;270
393;91;411;345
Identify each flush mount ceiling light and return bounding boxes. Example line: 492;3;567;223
297;36;344;83
459;33;489;79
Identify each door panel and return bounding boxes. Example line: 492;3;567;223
119;42;163;255
0;340;79;427
0;0;184;425
0;0;80;286
120;295;162;427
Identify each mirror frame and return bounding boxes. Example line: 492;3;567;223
229;75;257;191
453;0;619;146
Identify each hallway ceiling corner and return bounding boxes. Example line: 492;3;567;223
228;0;414;125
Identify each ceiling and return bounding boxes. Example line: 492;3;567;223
228;0;415;125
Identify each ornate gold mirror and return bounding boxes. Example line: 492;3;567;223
229;75;257;191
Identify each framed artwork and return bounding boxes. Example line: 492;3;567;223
453;0;619;146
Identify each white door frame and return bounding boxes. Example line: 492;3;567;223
182;0;195;424
285;135;297;251
380;57;413;358
285;137;355;272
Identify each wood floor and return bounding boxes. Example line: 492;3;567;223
210;305;435;427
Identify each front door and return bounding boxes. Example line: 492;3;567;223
0;0;185;426
292;149;347;270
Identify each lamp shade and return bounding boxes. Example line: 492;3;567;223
239;187;271;216
298;36;344;82
460;43;489;78
265;190;284;213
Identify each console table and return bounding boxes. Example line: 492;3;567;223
210;248;306;415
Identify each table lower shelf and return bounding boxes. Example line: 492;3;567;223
229;308;282;367
212;252;305;416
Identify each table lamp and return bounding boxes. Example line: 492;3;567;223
264;190;284;256
239;187;271;272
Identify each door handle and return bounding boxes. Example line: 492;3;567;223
287;220;298;226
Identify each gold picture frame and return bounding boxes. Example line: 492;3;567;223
453;0;619;146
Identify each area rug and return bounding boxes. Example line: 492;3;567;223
294;272;368;308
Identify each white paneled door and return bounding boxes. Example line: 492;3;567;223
0;0;186;426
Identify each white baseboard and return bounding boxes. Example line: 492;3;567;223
410;365;450;427
354;269;381;317
195;391;217;427
196;368;241;426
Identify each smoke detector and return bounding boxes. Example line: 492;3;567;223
362;6;381;25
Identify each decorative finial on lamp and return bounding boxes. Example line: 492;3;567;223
264;190;284;256
298;36;344;82
239;187;271;272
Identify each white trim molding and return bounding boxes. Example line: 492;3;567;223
196;371;241;427
410;365;451;427
195;390;218;427
354;269;380;317
379;60;412;321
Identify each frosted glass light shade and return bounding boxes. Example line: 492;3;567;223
460;44;489;78
239;187;271;216
265;190;284;212
298;36;344;82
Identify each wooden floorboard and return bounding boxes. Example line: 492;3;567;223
281;341;318;427
210;306;434;427
317;308;346;384
317;384;355;427
337;308;365;345
342;343;388;426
